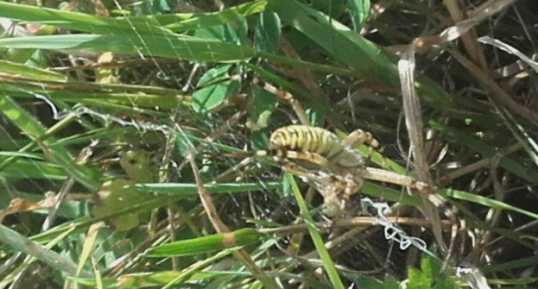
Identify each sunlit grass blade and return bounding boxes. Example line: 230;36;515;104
286;173;345;289
0;1;173;36
146;228;261;257
0;224;89;278
76;223;104;277
0;59;67;81
163;1;267;32
0;34;255;62
445;188;538;220
133;182;280;195
0;160;67;180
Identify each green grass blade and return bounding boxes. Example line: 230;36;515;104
267;0;454;109
0;96;100;191
147;228;261;257
430;120;538;184
0;224;90;278
133;182;280;195
164;1;267;32
0;34;255;62
445;188;538;220
0;59;67;81
286;173;345;289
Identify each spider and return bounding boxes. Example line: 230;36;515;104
255;124;446;217
215;77;448;218
256;124;375;216
207;73;462;262
200;69;462;263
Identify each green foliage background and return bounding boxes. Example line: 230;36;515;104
0;0;537;288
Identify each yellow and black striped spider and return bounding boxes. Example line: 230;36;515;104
253;124;446;217
217;77;448;217
257;125;376;216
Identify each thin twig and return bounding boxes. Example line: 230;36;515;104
187;154;280;289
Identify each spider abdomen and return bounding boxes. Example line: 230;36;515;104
269;125;365;169
270;125;343;158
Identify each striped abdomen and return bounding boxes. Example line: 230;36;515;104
270;125;344;160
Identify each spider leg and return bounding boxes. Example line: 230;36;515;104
255;149;331;169
323;128;379;170
214;156;255;183
342;129;379;149
361;166;461;237
320;172;364;217
361;167;446;207
222;149;331;177
272;157;360;217
253;78;310;126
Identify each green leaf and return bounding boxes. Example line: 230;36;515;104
354;277;384;289
228;16;250;46
196;65;232;86
407;267;430;289
306;107;325;126
348;0;371;30
193;25;227;42
406;254;459;289
249;86;278;130
92;179;153;231
255;11;281;53
280;173;293;198
250;130;271;151
0;1;266;39
193;66;240;112
420;254;434;283
355;276;399;289
444;187;538;221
